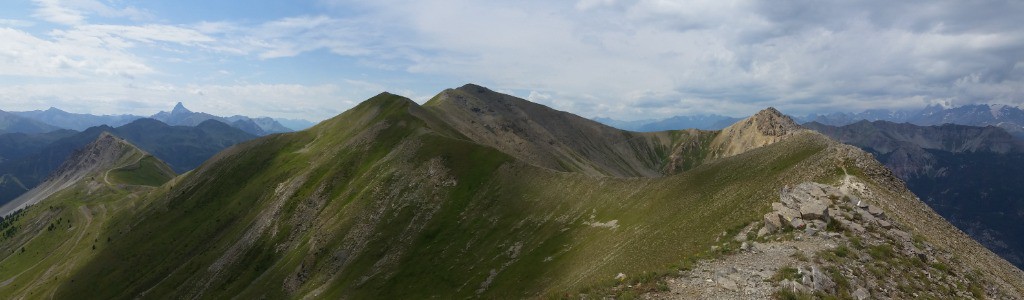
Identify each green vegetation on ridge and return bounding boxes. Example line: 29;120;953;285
3;89;993;299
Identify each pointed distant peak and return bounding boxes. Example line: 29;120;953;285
45;107;64;112
172;102;191;114
754;107;784;118
746;107;799;137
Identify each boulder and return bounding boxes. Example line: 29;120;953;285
764;212;783;232
790;217;806;229
877;219;892;229
781;194;797;207
780;279;809;294
773;203;801;222
806;184;826;199
857;209;877;224
791;192;815;206
822;186;842;199
838;218;865;233
867;205;885;218
800;202;830;221
811;220;827;230
889;229;912;242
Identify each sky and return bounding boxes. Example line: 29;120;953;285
1;0;1023;122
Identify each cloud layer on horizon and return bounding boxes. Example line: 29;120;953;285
0;0;1022;120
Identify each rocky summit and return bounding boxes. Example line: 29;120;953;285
0;85;1021;299
707;107;802;160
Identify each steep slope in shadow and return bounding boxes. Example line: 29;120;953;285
422;84;680;177
40;91;1023;298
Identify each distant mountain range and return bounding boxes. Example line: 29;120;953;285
6;103;315;136
594;104;1024;138
149;102;292;136
9;108;142;131
806;120;1024;269
0;110;62;134
0;118;255;207
1;85;1020;298
797;104;1024;138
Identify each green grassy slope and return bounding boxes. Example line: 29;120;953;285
7;92;842;299
422;85;689;178
6;91;1013;298
107;156;176;187
0;136;176;298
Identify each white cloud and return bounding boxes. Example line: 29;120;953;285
31;0;151;25
0;19;35;27
10;0;1024;120
310;0;1024;118
575;0;616;10
32;0;84;25
0;27;153;78
60;24;216;45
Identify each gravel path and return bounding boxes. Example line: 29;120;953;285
646;236;837;299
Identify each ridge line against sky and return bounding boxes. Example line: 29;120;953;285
1;0;1023;122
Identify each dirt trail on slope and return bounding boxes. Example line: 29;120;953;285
646;237;836;299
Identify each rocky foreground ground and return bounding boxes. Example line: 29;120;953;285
643;176;1011;299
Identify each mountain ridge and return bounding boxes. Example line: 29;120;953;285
150;102;292;136
0;86;1020;298
0;110;62;134
0;133;174;216
806;120;1024;269
801;103;1024;138
0;118;255;207
9;103;297;136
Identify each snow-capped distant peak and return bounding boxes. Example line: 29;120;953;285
991;104;1007;119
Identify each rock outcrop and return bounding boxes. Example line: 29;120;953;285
655;177;1020;299
760;182;838;236
707;107;802;160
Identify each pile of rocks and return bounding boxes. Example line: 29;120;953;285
759;182;839;237
833;194;891;234
778;265;836;295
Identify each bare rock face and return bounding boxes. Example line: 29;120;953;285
754;107;799;137
707;107;802;160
